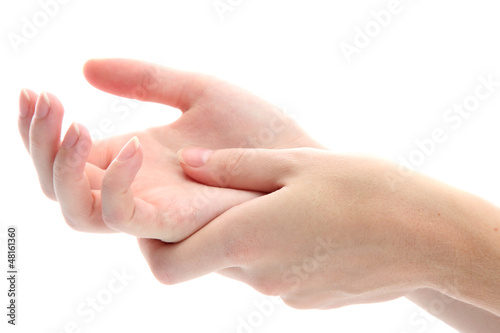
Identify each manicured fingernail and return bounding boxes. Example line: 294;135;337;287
178;148;213;167
34;92;50;119
62;122;81;148
19;89;31;118
117;137;140;161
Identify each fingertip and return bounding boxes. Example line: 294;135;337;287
22;88;30;101
70;122;92;145
41;91;50;107
177;148;218;188
18;89;39;151
20;88;37;103
136;238;175;285
116;136;141;162
34;91;65;121
75;122;90;139
61;122;81;149
19;89;31;118
102;137;143;196
33;92;51;119
178;147;213;168
83;58;100;82
101;141;145;233
82;58;136;97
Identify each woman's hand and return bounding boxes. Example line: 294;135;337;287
18;59;322;241
139;147;500;312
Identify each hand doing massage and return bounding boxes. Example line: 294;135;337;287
137;147;500;318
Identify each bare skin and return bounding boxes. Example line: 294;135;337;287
137;148;500;318
19;59;500;332
18;58;321;241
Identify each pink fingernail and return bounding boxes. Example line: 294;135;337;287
19;89;31;118
178;148;213;167
34;92;51;119
62;122;81;148
117;137;140;161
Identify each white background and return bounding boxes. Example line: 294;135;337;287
1;0;500;332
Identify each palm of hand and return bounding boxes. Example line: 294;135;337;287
22;59;320;242
98;83;315;241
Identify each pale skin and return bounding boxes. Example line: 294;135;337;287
19;59;500;332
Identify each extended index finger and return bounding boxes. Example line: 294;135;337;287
83;58;212;112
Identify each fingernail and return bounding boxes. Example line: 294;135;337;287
117;137;140;161
34;92;50;119
19;89;31;118
62;122;81;148
178;148;213;167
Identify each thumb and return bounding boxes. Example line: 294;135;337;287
178;147;294;192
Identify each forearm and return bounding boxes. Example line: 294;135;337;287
406;288;500;333
440;191;500;317
411;178;500;325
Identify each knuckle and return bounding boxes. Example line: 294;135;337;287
62;215;85;232
285;148;326;177
216;149;250;186
149;258;175;286
131;65;163;100
29;134;44;152
52;161;70;182
53;159;83;183
101;209;120;226
139;74;154;97
281;297;303;309
39;184;56;201
288;148;316;166
100;175;116;195
152;268;172;286
89;139;110;168
280;295;312;310
177;74;215;110
101;201;132;228
250;277;284;296
53;153;88;184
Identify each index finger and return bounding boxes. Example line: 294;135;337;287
83;58;212;112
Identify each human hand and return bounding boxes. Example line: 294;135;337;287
18;59;322;241
138;147;481;309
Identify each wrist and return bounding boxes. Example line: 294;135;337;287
421;185;500;315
